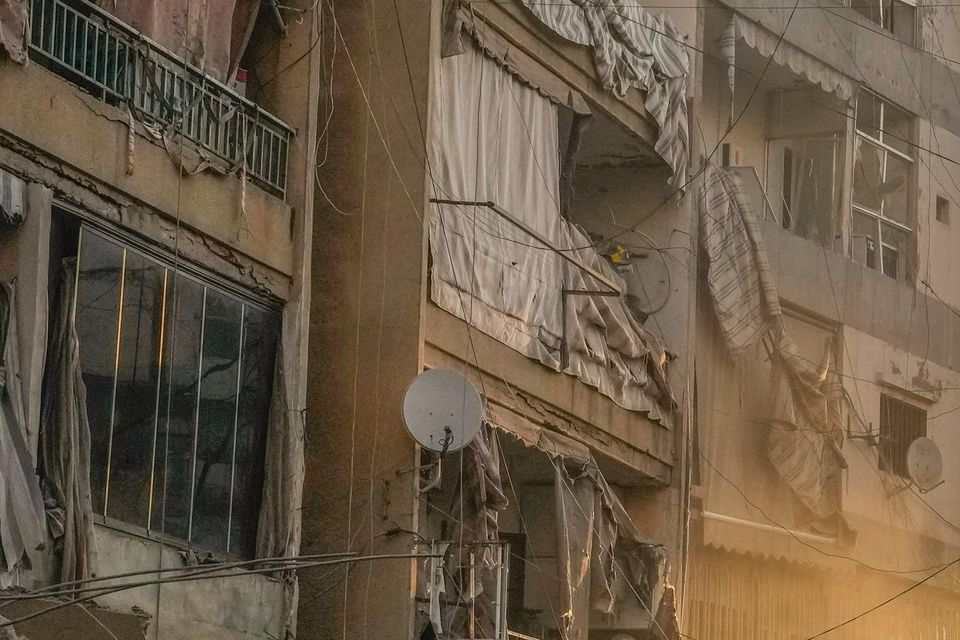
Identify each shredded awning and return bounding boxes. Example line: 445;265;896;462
513;0;691;189
722;14;857;104
485;407;669;638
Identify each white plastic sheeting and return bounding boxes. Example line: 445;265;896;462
429;43;674;423
517;0;690;189
430;43;565;369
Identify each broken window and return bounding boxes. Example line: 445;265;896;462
878;393;926;478
850;0;917;45
851;90;915;281
74;228;279;557
765;89;846;248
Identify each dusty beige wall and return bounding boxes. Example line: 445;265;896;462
301;0;433;638
0;58;294;278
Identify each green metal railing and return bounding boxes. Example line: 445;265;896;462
29;0;293;196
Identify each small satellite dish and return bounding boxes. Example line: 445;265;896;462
906;436;943;491
402;369;483;454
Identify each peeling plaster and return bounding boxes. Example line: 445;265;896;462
0;131;289;300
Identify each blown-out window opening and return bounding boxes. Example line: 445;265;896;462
73;225;280;558
850;89;916;281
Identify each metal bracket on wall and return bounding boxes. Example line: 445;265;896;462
429;199;622;369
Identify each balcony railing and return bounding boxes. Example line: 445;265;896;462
28;0;293;196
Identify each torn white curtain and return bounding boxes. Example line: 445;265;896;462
40;260;98;585
552;446;668;640
255;329;305;639
517;0;690;188
698;164;781;358
0;0;26;64
0;282;46;576
722;15;856;104
429;42;674;422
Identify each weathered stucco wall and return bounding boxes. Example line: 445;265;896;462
0;57;295;279
92;526;287;640
302;0;434;637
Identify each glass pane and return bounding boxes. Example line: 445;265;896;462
852;211;879;271
190;290;243;552
883;100;914;157
881;153;910;225
152;275;205;540
75;232;124;516
853;139;884;212
229;306;279;557
856;90;881;138
881;224;909;280
106;252;165;527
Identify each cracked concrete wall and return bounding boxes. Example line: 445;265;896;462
0;57;295;295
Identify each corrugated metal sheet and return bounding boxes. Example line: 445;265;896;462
684;546;960;640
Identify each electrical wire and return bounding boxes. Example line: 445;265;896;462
0;554;440;630
804;557;960;638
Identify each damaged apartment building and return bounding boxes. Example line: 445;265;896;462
311;0;960;639
0;0;317;638
5;0;960;639
688;0;960;637
309;1;697;639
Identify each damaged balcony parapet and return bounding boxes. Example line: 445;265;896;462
27;0;294;197
0;595;151;640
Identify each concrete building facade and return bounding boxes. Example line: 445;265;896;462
4;0;960;639
0;0;318;638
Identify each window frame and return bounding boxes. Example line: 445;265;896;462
878;392;927;479
70;220;281;559
848;0;917;45
850;89;916;280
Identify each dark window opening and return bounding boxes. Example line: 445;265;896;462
878;393;926;478
937;196;950;224
72;225;280;558
851;0;916;45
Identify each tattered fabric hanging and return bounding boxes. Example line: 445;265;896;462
515;0;691;190
483;413;669;638
0;282;46;582
0;0;27;64
40;260;99;585
697;164;854;540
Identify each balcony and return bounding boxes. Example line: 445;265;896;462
28;0;293;197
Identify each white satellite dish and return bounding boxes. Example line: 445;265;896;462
906;436;943;492
402;369;483;454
